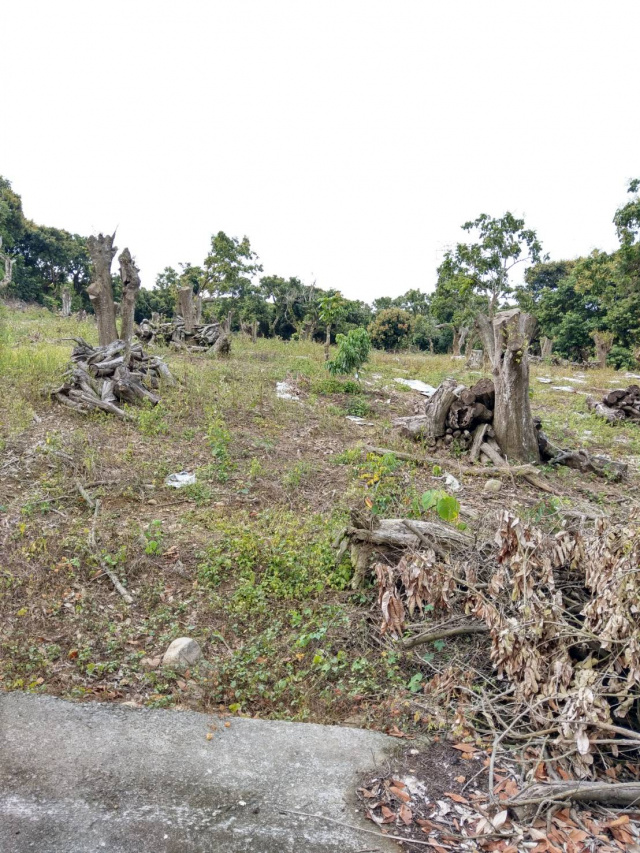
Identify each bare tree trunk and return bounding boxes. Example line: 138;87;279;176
541;336;553;359
195;294;203;324
477;308;540;463
118;248;140;346
466;349;483;369
61;286;72;317
86;233;118;346
178;287;196;333
592;331;613;368
458;325;470;355
452;327;461;356
251;320;258;343
224;311;233;334
324;323;331;361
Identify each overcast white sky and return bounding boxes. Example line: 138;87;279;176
2;1;639;301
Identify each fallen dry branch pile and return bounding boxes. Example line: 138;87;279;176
136;316;230;355
587;384;640;424
50;337;177;420
394;377;628;483
358;740;640;852
353;510;640;814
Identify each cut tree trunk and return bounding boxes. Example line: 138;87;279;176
178;287;196;333
61;286;72;317
586;395;625;423
118;248;141;346
541;336;553;359
592;331;614;368
477;308;540;463
86;233;119;346
452;326;469;357
394;378;459;441
466;349;484;369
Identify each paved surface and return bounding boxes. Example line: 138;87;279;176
0;693;400;852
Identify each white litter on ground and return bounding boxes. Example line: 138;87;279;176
552;385;576;393
444;473;461;492
345;416;375;426
165;472;196;488
537;377;552;384
276;381;300;400
562;376;587;384
393;378;437;396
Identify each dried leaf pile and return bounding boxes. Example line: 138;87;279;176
50;337;176;420
374;510;640;780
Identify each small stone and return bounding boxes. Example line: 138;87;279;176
140;656;161;670
483;479;502;494
162;637;202;669
147;499;158;505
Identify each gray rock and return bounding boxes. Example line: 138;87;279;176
483;478;502;494
162;637;201;668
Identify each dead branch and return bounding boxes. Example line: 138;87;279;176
511;781;640;809
403;622;488;649
87;498;133;605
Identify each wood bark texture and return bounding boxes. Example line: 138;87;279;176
86;233;119;346
118;248;141;345
178;286;196;333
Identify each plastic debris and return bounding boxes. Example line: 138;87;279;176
165;471;196;488
444;473;461;492
346;416;375;426
276;381;300;400
394;378;437;396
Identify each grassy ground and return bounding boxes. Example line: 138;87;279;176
1;301;639;732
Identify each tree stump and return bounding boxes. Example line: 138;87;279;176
541;336;553;359
178;286;196;333
478;308;540;463
466;348;483;369
61;286;72;317
87;233;119;346
119;248;141;346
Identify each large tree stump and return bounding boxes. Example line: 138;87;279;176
592;330;614;368
87;233;118;346
478;309;540;463
119;248;141;346
61;286;72;317
541;336;553;359
178;286;196;333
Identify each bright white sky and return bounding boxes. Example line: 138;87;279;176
2;1;639;302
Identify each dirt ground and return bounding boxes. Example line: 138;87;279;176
1;303;639;736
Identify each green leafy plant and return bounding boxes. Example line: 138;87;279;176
327;328;371;376
421;489;460;522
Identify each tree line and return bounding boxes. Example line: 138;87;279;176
1;174;639;365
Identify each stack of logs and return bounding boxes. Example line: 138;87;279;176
136;316;230;356
50;338;176;421
396;377;496;456
587;384;640;423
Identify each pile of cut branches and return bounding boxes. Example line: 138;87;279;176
136;316;230;355
50;337;176;420
365;509;640;795
588;384;640;423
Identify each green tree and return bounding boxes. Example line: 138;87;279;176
368;307;414;351
203;232;263;326
443;212;544;315
327;328;371;376
318;292;347;359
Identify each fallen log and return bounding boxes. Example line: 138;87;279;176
348;518;473;550
550;449;628;481
403;622;488;650
511;781;640;810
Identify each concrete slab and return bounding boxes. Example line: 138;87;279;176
0;693;400;853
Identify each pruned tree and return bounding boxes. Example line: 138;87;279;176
119;248;141;346
477;308;540;463
540;336;553;359
87;233;119;345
